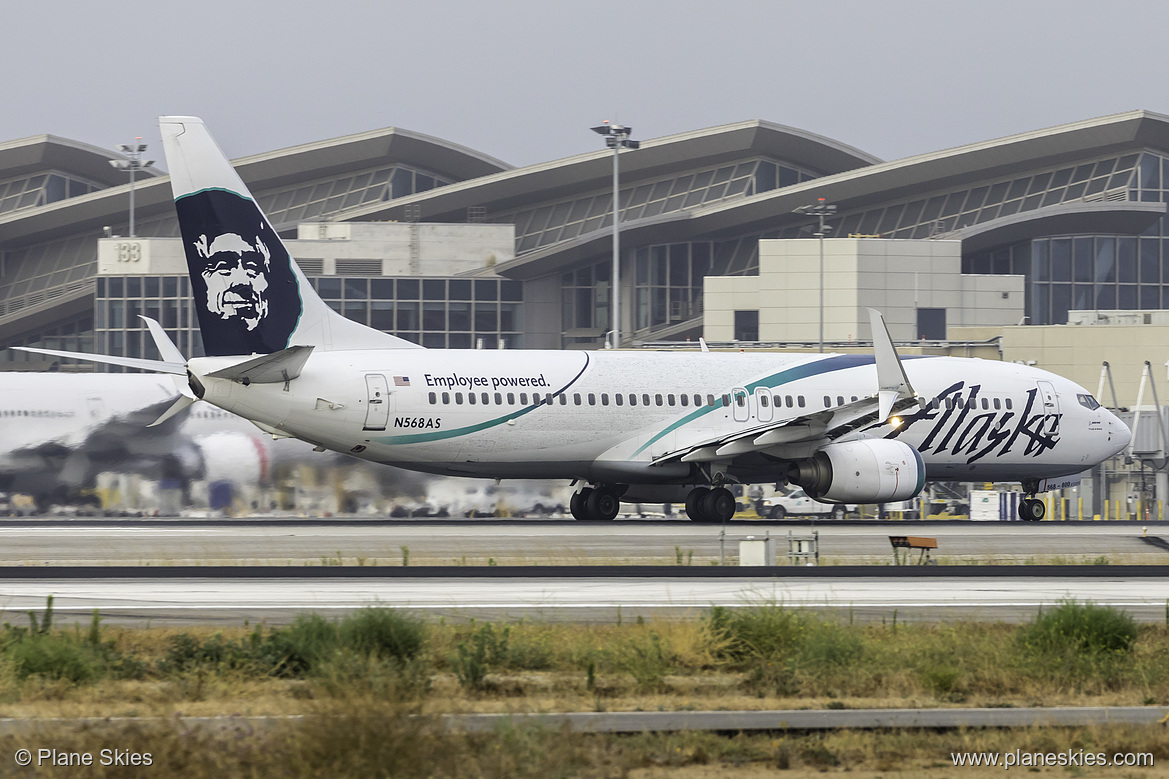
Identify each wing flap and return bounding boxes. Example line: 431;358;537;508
652;398;879;465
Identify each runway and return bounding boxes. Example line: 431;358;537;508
0;519;1164;625
2;570;1168;626
0;519;1161;567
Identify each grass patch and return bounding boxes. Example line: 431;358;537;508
1019;598;1138;655
4;716;1165;777
3;598;1169;724
159;608;427;682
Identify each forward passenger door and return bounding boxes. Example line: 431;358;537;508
363;374;391;431
731;387;750;423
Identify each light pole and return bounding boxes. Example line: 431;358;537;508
109;139;154;238
591;122;638;349
794;198;836;353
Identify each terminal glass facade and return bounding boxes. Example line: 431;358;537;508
0;171;101;216
551;151;1162;342
499;158;817;254
257;165;454;230
830;153;1140;240
0;162;458;350
90;273;523;369
963;151;1169;325
558;238;763;344
0;313;94;367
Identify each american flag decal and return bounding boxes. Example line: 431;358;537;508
393;376;410;386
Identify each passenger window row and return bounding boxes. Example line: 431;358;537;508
758;394;807;409
931;395;1014;411
426;391;808;409
424;388;1024;413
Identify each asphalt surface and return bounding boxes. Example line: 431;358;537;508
0;518;1161;567
2;569;1168;626
0;519;1165;625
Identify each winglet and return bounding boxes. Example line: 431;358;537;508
868;308;917;423
698;337;710;353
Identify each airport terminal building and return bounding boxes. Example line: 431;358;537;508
4;109;1169;367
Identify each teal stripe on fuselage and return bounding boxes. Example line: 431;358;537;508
372;353;591;445
373;400;543;445
631;354;880;457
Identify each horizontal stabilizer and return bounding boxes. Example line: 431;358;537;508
206;345;314;384
11;346;187;376
148;394;195;428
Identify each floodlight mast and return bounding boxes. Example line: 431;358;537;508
590;122;638;349
108;139;154;238
793;198;837;353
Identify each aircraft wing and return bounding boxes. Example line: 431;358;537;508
650;393;921;465
652;309;920;465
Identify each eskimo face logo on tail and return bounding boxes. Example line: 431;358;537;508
175;190;301;356
193;231;270;330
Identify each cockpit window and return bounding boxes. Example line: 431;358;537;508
1077;393;1101;410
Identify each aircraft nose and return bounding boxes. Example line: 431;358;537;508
1108;410;1132;456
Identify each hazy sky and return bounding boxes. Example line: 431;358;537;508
6;1;1169;170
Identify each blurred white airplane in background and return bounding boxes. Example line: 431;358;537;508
0;372;297;510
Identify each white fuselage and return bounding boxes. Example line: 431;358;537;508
189;349;1130;485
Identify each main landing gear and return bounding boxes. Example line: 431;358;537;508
570;485;622;521
1017;480;1046;521
684;486;736;524
567;482;737;523
1018;498;1046;521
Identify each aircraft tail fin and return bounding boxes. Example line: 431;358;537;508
159;116;422;356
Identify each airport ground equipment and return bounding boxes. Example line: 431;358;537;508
889;535;937;565
787;530;819;565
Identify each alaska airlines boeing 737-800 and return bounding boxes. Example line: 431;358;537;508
16;116;1132;522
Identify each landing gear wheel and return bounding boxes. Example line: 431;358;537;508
685;488;710;522
1017;499;1032;521
570;488;593;521
586;488;621;521
701;487;736;523
1017;498;1045;521
831;504;847;520
1027;498;1045;521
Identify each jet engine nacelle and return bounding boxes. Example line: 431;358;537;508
789;439;924;503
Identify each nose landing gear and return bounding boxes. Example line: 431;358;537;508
1017;481;1046;521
